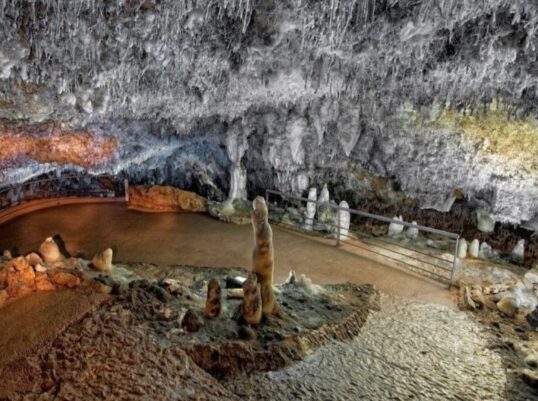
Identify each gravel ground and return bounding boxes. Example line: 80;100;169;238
224;294;509;401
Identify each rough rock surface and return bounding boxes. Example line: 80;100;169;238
0;1;536;229
129;185;207;212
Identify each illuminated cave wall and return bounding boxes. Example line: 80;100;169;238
0;0;537;230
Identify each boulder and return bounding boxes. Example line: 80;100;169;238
497;297;519;318
25;252;43;266
128;185;207;212
476;209;495;233
5;257;36;297
469;239;480;258
49;270;81;288
39;237;63;264
92;248;113;272
457;239;468;258
181;309;203;332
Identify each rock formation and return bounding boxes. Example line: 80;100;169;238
512;239;526;263
92;248;113;272
457;239;468;259
337;201;350;240
304;188;317;231
39;237;63;264
204;278;221;318
251;196;279;316
181;309;204;332
476;209;495;233
241;273;262;325
388;216;404;237
405;221;419;239
25;252;44;266
469;239;480;258
128;185;207;212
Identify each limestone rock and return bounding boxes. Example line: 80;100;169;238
25;252;43;266
204;278;221;318
304;187;317;231
181;309;203;332
479;242;493;259
128;185;207;212
405;221;419;239
388;216;404;237
497;297;519;318
5;257;36;297
35;272;56;291
457;239;468;258
92;248;113;272
511;239;525;263
469;239;480;258
337;201;350;239
476;209;495;233
241;274;262;325
39;237;63;264
50;270;81;288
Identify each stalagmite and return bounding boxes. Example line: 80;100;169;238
338;201;350;239
204;278;221;318
251;196;279;316
318;184;330;204
388;216;404;237
92;248;113;272
469;239;480;258
39;237;63;264
457;239;468;258
304;187;317;231
405;221;419;239
241;273;262;325
479;242;493;259
511;239;525;262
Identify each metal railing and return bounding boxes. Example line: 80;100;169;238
265;189;460;287
0;174;125;212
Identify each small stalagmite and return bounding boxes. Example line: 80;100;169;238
39;237;63;264
251;196;279;316
241;274;262;325
204;278;221;318
92;248;113;272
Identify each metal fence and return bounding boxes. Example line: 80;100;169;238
0;174;125;212
265;189;460;287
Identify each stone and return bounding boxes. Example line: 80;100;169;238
479;241;493;259
457;239;468;258
337;201;350;240
39;237;63;264
476;209;495;233
405;221;419;239
25;252;43;266
34;272;56;291
252;196;279;316
227;288;244;299
463;286;477;310
49;270;81;288
5;257;36;297
469;239;480;258
511;239;525;263
181;309;203;332
2;250;12;260
497;297;519;318
304;187;317;231
204;278;221;318
241;273;262;325
388;216;404;237
526;308;538;329
238;326;257;340
469;285;484;308
128;185;207;212
318;183;330;204
92;248;113;272
161;278;189;297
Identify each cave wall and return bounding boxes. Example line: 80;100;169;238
0;0;537;229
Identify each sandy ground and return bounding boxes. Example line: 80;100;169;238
0;203;454;306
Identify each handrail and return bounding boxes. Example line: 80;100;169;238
265;188;460;287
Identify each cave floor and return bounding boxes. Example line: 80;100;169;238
0;202;454;306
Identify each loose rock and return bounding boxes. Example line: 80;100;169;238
92;248;113;272
181;309;203;332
